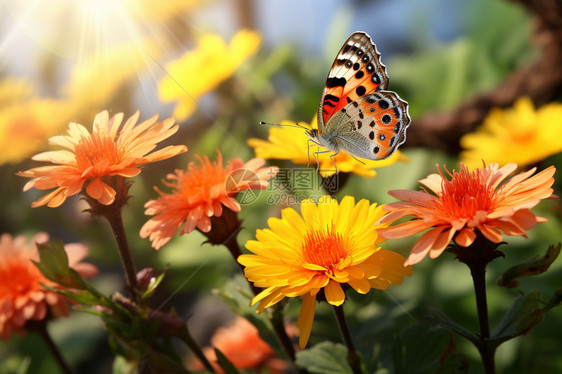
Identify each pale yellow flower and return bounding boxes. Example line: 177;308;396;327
460;97;562;169
0;100;75;165
0;78;35;105
158;29;261;121
63;39;162;116
248;117;407;177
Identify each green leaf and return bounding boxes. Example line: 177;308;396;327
296;342;353;374
543;287;562;312
214;348;242;374
426;309;479;346
32;240;86;289
392;321;463;374
489;289;562;348
497;243;561;288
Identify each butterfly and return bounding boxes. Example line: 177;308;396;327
306;31;411;164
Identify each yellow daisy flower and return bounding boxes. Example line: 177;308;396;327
0;99;75;165
460;97;562;169
0;78;35;105
158;29;261;121
238;195;412;348
248;117;407;177
63;38;161;117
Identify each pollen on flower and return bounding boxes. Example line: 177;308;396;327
75;133;122;172
436;165;494;222
379;162;556;266
301;225;350;269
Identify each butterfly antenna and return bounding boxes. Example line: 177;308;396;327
259;121;308;130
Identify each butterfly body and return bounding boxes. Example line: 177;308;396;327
310;32;411;161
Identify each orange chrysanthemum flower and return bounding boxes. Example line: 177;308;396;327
190;316;287;374
0;233;98;340
141;152;278;250
18;110;187;208
239;195;412;348
379;163;556;266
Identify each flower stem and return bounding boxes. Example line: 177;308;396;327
224;238;262;296
177;326;216;373
34;322;72;374
469;261;496;374
102;207;139;302
333;305;361;374
225;239;305;373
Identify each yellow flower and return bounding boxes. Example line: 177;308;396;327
158;29;261;121
248;117;407;177
0;78;35;105
63;39;162;117
460;97;562;169
238;195;412;348
0;99;75;165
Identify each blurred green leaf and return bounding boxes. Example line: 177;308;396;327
497;243;561;288
491;288;562;348
214;348;242;374
32;240;85;289
296;342;353;374
392;321;465;374
426;309;479;346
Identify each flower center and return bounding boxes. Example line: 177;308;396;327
179;158;228;199
75;133;122;171
301;224;350;269
437;166;494;220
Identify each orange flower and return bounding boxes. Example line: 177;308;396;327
0;233;98;340
379;163;556;266
190;316;287;374
17;110;187;208
141;151;278;250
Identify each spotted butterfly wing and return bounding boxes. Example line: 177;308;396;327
318;32;389;132
323;92;410;160
313;31;410;161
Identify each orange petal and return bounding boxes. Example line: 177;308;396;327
324;280;345;306
297;293;316;348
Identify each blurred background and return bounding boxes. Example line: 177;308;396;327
1;0;561;373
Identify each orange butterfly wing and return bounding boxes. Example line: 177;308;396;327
317;32;389;131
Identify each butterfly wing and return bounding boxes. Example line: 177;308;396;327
325;91;411;160
317;32;389;132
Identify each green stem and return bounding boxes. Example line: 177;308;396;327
103;207;139;302
221;231;308;373
470;261;496;374
35;322;73;374
333;305;361;374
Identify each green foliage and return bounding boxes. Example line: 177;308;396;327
296;342;353;374
497;244;561;288
392;321;467;374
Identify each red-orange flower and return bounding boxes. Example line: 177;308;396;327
18;110;187;208
190;316;287;374
0;233;98;340
379;163;556;266
141;151;278;250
